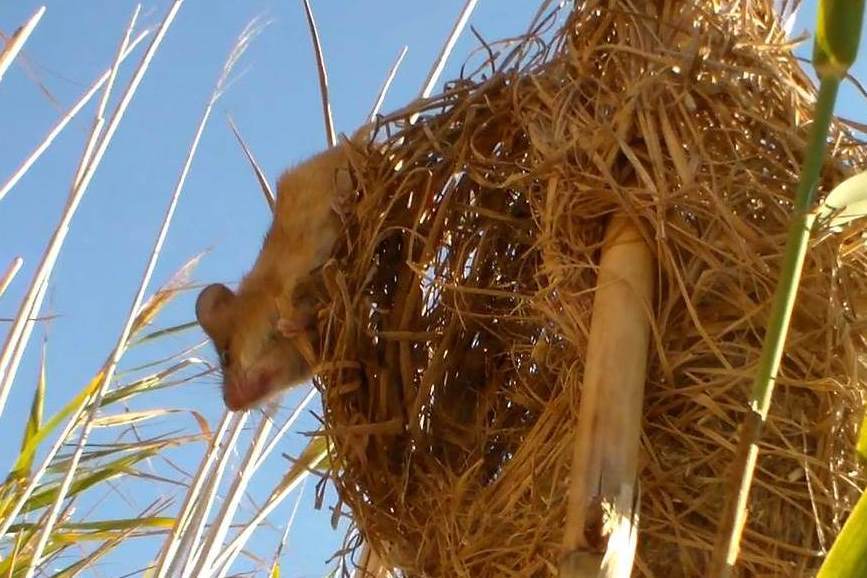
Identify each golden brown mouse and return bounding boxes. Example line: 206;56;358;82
195;135;357;411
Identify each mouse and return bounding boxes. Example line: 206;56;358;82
195;133;360;411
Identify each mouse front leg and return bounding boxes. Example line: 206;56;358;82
329;164;356;223
276;276;321;338
276;311;314;338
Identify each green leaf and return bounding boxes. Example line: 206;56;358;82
10;516;174;534
24;450;157;512
283;435;331;484
816;170;867;227
14;342;47;478
818;489;867;577
10;369;104;480
128;320;199;347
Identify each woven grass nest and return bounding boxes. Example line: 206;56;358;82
313;0;867;576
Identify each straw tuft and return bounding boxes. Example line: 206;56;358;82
315;1;867;575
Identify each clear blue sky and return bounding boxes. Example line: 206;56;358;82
0;1;864;577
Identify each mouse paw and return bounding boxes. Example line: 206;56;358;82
330;170;355;219
277;310;315;338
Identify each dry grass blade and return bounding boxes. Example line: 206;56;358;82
300;0;336;147
418;0;479;99
202;388;316;576
27;10;264;576
369;45;408;122
0;6;45;84
209;439;328;573
0;0;132;421
407;0;479;127
21;3;186;573
192;405;276;576
0;257;23;300
151;411;234;578
264;478;306;578
253;385;317;471
176;412;248;578
0;2;155;422
227;114;276;212
0;29;151;203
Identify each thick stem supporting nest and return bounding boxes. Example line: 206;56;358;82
561;215;654;578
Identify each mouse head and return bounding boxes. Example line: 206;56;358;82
195;283;311;411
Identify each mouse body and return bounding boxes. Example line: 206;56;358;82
196;137;356;411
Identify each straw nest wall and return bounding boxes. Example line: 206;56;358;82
313;0;867;575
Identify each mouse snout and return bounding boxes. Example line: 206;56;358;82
222;369;275;411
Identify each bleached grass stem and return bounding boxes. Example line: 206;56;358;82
227;115;276;211
0;257;23;299
263;482;305;578
408;0;478;126
253;385;317;471
0;6;45;84
0;30;151;203
151;410;234;578
369;46;408;122
300;0;336;147
214;476;307;578
39;13;263;577
209;446;326;572
21;3;186;574
0;0;138;419
0;1;172;422
417;0;479;102
560;216;653;578
193;405;277;576
207;388;316;575
177;412;248;578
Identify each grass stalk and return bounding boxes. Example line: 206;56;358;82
560;215;653;578
417;0;479;99
192;405;277;576
264;481;305;578
252;386;317;471
0;257;23;299
209;441;328;572
409;0;479;126
227;115;276;211
0;29;151;203
368;45;408;122
711;0;864;565
0;1;170;423
710;76;841;578
176;413;248;578
300;0;336;147
151;411;234;578
0;6;46;84
25;11;259;570
209;388;317;575
20;3;188;573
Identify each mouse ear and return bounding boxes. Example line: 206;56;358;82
196;283;235;339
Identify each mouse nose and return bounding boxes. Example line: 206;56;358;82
222;380;245;411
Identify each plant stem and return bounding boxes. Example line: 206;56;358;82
710;76;840;577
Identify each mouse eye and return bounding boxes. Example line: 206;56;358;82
219;349;231;367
